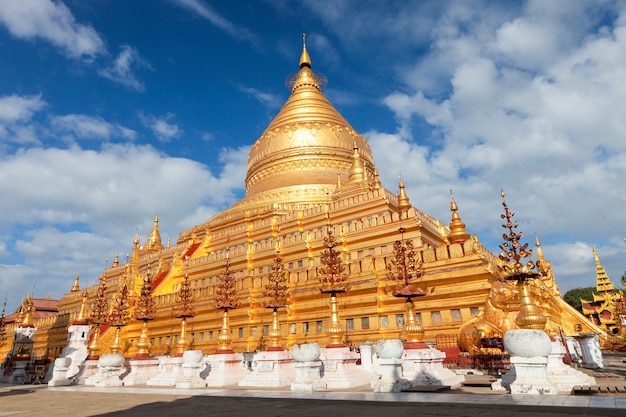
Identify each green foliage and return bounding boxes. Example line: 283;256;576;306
621;270;626;288
563;287;596;314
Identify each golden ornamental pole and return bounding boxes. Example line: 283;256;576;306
174;272;195;357
403;298;427;349
87;272;109;360
109;326;123;354
214;243;239;354
217;309;233;353
106;279;131;355
134;266;156;359
515;281;547;330
264;232;289;351
318;204;350;348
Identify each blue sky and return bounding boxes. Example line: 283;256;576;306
0;0;625;314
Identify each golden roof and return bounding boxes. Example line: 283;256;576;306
220;36;377;222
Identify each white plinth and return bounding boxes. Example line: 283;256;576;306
291;360;325;391
546;341;595;392
402;347;464;387
239;350;294;388
8;360;29;384
320;347;376;390
48;357;72;386
123;359;160;386
575;333;605;369
85;354;126;387
175;350;206;389
73;359;99;385
204;353;250;387
495;329;559;395
146;356;183;387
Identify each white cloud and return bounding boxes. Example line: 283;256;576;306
50;114;136;141
0;0;105;60
235;84;283;109
171;0;259;45
138;112;182;142
0;94;46;123
98;45;151;92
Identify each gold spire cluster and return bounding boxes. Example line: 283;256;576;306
263;236;288;309
134;269;156;320
144;214;164;251
318;208;349;294
107;282;131;327
174;273;195;319
214;248;240;310
497;191;538;281
386;226;424;298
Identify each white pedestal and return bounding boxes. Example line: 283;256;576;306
48;358;72;386
291;360;325;391
239;350;294;388
373;358;411;392
85;354;126;387
320;347;376;390
359;343;374;373
575;333;605;369
146;356;183;387
73;359;99;385
9;360;29;384
494;329;559;395
547;341;596;392
402;348;464;387
204;353;250;387
500;356;558;395
175;350;206;389
123;359;159;386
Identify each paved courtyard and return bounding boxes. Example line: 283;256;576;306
1;352;625;416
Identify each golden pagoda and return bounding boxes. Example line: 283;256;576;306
0;37;608;364
581;248;622;334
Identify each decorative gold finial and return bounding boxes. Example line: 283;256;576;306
71;272;80;293
347;142;366;184
145;213;164;251
299;33;311;68
372;170;382;190
535;235;544;262
263;227;289;351
112;251;119;267
174;273;195;356
397;174;411;215
497;190;546;330
447;190;470;244
74;290;89;325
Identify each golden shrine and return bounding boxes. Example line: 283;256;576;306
0;38;610;365
581;248;624;335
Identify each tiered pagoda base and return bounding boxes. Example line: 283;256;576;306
175;350;206;388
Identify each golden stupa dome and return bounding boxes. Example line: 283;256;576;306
242;36;376;208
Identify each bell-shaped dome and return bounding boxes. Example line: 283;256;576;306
243;37;376;207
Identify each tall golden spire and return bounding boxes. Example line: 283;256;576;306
397;175;411;215
593;247;616;293
73;290;89;325
145;213;163;251
535;235;544;262
70;272;80;293
299;32;311;68
447;191;470;244
112;251;119;267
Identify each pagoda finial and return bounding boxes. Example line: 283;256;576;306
145;213;164;251
347;142;366;184
447;190;470;244
535;235;544;262
71;272;80;293
74;290;89;325
112;251;119;267
20;295;34;328
372;169;382;190
299;33;311;68
397;173;411;215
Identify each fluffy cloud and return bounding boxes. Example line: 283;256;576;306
139;112;182;142
0;0;105;60
98;45;152;92
50;114;136;141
